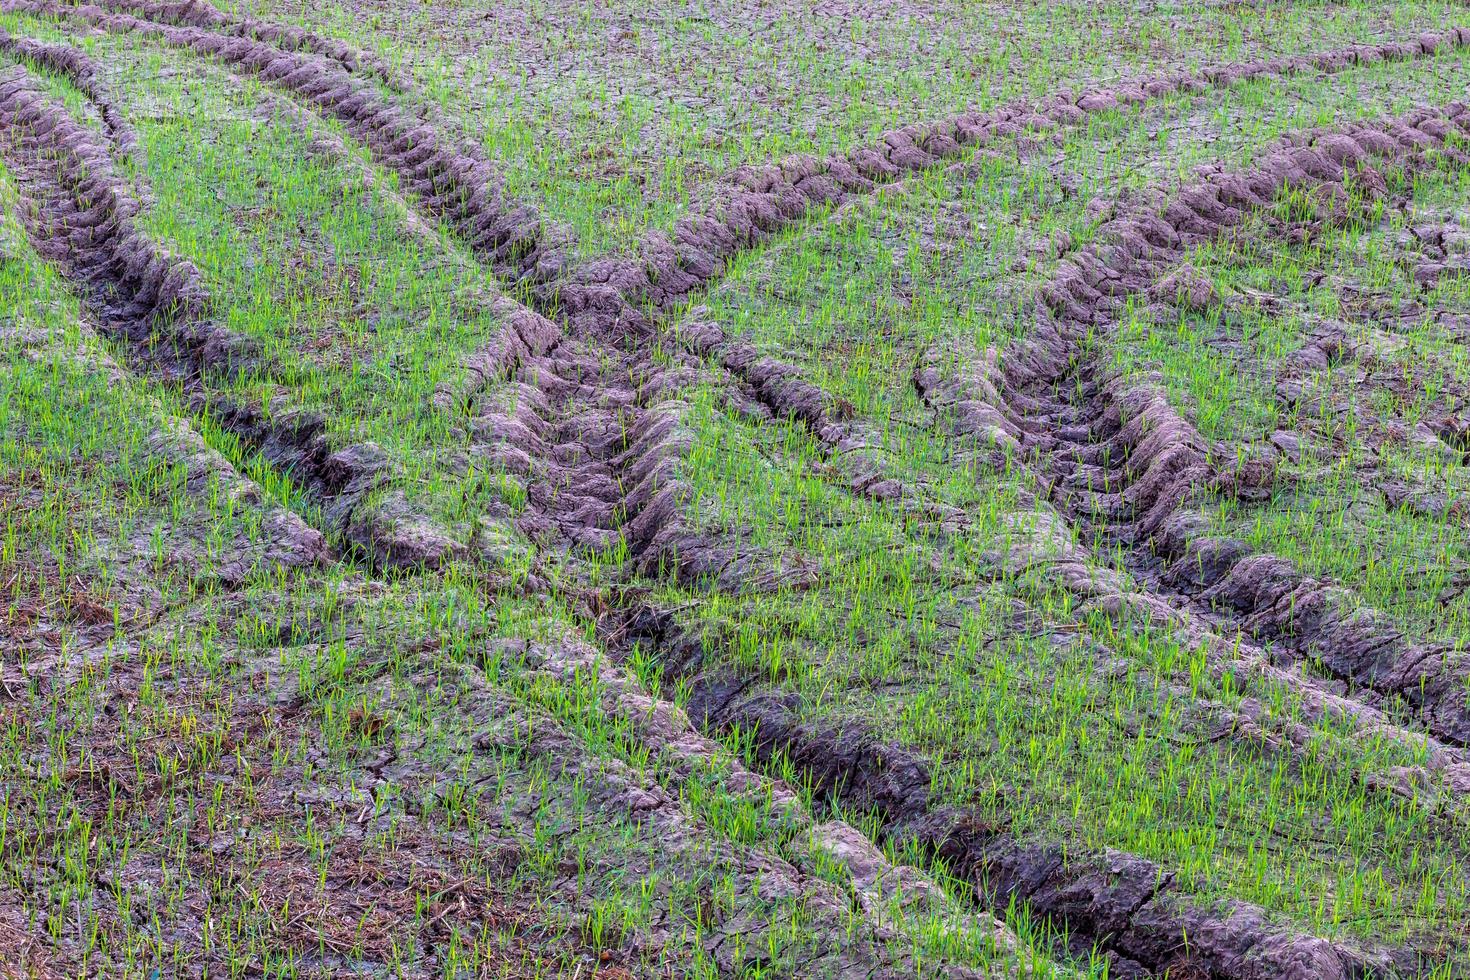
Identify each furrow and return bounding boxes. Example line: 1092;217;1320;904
94;0;409;90
0;25;140;163
5;314;326;586
344;25;1470;585
523;626;1027;969
619;609;1407;980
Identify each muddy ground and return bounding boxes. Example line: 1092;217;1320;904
2;1;1470;977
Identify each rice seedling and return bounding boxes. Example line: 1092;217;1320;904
4;0;1470;975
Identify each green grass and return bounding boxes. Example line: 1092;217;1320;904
216;0;1470;255
0;147;1073;977
633;53;1470;964
6;1;1470;974
0;20;547;562
1113;145;1470;648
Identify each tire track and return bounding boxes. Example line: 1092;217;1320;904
628;29;1470;547
9;12;1467;970
519;629;1028;973
499;30;1470;594
436;641;1004;979
94;0;408;91
912;347;1470;787
0;47;1021;971
591;72;1470;980
0;61;242;375
0;283;325;592
616;607;1412;980
547;29;1470;345
464;324;769;588
0;3;673;570
3;0;569;287
924;103;1470;747
22;1;1467;335
1204;229;1470;528
460;25;1470;805
0;25;140;162
0;61;424;569
462;58;1470;978
13;4;1468;582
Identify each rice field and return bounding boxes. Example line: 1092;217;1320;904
2;1;1469;977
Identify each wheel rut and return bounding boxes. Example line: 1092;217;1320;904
94;0;409;90
0;25;141;164
7;8;1470;974
459;53;1470;980
547;29;1470;345
609;96;1470;980
4;0;570;287
0;61;424;569
614;604;1417;980
473;27;1470;585
938;102;1470;750
16;0;1470;589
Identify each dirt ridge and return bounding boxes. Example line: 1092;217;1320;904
95;0;408;90
0;25;141;162
603;95;1470;980
643;30;1470;541
929;103;1470;746
911;350;1470;790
